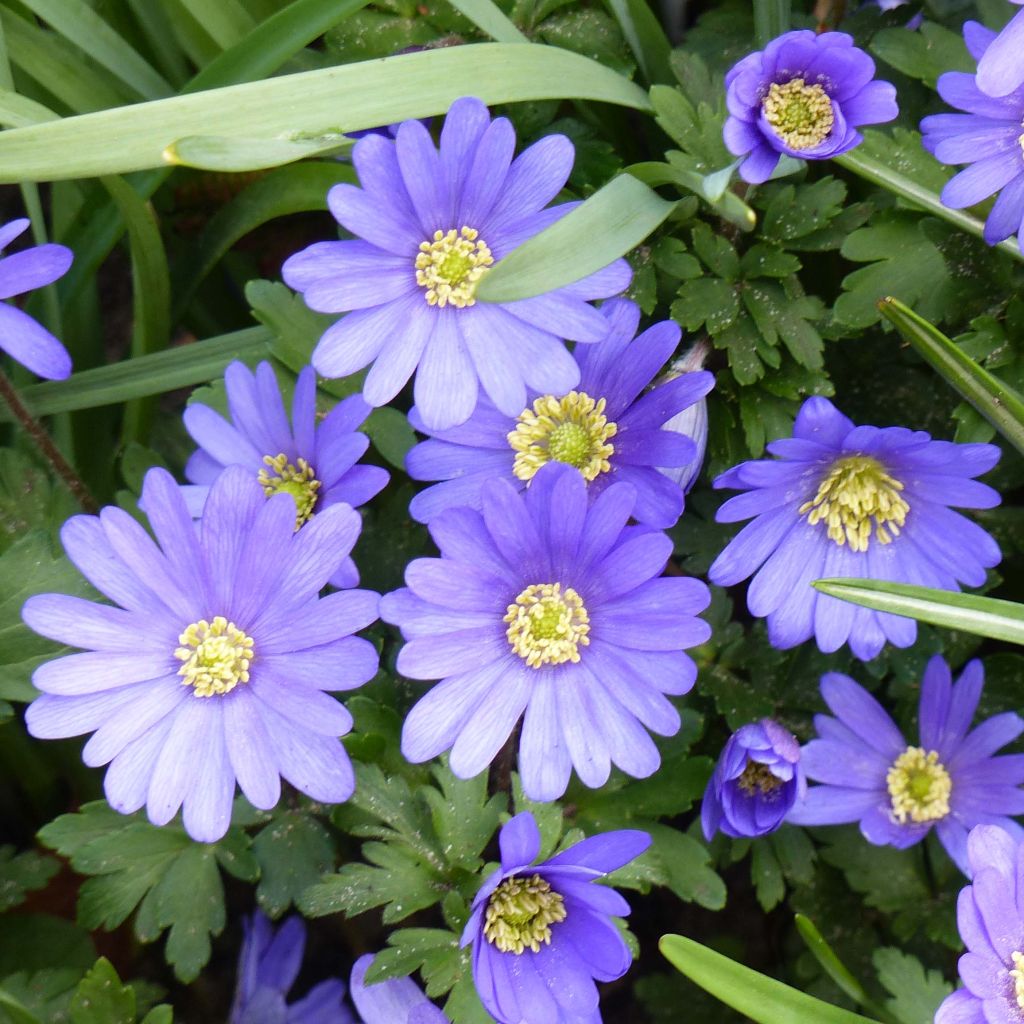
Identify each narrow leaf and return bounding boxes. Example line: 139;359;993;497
177;0;256;50
446;0;528;43
753;0;791;47
603;0;673;83
627;159;756;230
163;132;350;171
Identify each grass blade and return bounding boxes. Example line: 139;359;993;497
446;0;528;43
178;0;256;50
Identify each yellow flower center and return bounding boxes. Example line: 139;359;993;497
175;616;254;698
505;583;590;668
763;78;835;150
484;874;567;954
257;454;321;530
508;391;617;483
1010;951;1024;1010
737;759;785;797
415;227;493;308
798;455;909;553
886;746;952;824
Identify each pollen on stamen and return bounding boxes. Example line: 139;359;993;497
762;78;835;150
505;582;590;668
737;759;785;799
484;874;567;954
415;226;493;308
257;453;321;530
175;616;254;698
1010;951;1024;1010
886;746;952;824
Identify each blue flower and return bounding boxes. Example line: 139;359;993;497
707;397;1002;660
788;657;1024;875
701;719;804;840
461;812;650;1024
405;298;714;527
380;462;711;802
350;956;449;1024
182;360;389;588
282;96;631;431
976;1;1024;98
23;466;380;842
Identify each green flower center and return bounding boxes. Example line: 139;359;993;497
762;78;835;150
484;874;567;954
737;759;784;798
508;391;617;483
886;746;951;824
175;616;254;698
504;582;590;669
257;454;321;530
415;227;493;308
799;454;909;552
1010;951;1024;1009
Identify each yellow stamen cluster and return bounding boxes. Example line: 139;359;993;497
799;455;909;552
762;78;835;150
886;746;952;824
508;391;617;483
737;759;784;798
415;227;493;308
175;616;254;698
257;453;321;530
505;583;590;668
1010;951;1024;1010
484;874;567;954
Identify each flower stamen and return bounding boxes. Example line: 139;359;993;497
738;760;784;798
1010;951;1024;1010
258;454;321;529
505;583;590;668
484;874;567;954
415;227;493;308
886;746;952;824
175;616;254;698
763;78;835;150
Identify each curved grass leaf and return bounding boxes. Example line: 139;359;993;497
164;132;350;171
753;0;791;47
603;0;673;84
178;0;256;50
446;0;528;43
627;159;756;230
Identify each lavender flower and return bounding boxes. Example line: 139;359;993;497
183;360;389;588
654;338;711;494
405;298;714;527
701;719;804;840
707;396;1001;660
380;462;711;802
282;96;631;431
724;30;898;184
461;812;650;1024
976;1;1024;98
350;956;449;1024
23;466;380;842
788;657;1024;874
0;217;73;380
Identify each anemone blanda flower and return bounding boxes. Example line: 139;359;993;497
976;1;1024;98
936;825;1024;1024
0;217;73;380
655;338;711;495
182;360;389;588
351;956;449;1024
405;298;714;527
282;96;631;432
461;812;649;1024
921;21;1024;249
231;912;352;1024
723;30;898;184
787;657;1024;875
23;466;380;842
707;396;1001;660
701;718;804;840
380;462;711;802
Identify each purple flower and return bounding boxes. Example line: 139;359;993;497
350;955;449;1024
976;1;1024;98
0;217;73;380
182;360;389;588
282;96;631;432
936;825;1024;1024
405;298;714;527
921;22;1024;248
707;396;1001;660
701;719;805;840
231;912;353;1024
380;462;711;802
461;812;650;1024
724;30;898;184
655;338;711;495
23;466;380;842
787;656;1024;875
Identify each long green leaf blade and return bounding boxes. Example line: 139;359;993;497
446;0;528;43
178;0;256;50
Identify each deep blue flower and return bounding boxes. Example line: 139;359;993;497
461;811;650;1024
23;466;380;842
182;360;389;588
921;21;1024;249
405;298;714;527
788;657;1024;875
724;30;898;183
231;912;353;1024
707;397;1001;660
351;956;449;1023
0;217;73;380
380;462;711;802
976;1;1024;98
701;718;805;840
282;96;631;431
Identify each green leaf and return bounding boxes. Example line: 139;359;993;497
660;934;882;1024
245;280;336;383
753;0;790;47
0;847;58;913
69;959;134;1024
873;948;952;1024
671;278;739;335
750;841;785;912
603;0;673;84
446;0;528;43
422;763;504;872
365;407;417;471
0;915;95;976
252;812;335;918
177;0;255;49
742;282;824;370
0;987;43;1024
0;449;77;555
163;132;350;171
870;21;972;89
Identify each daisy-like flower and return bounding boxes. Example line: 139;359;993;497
724;30;898;184
0;217;73;380
23;466;380;842
701;718;805;840
921;21;1024;249
380;462;711;802
936;825;1024;1024
976;1;1024;98
231;912;352;1024
282;96;631;431
787;657;1024;875
405;298;714;527
182;360;389;588
461;812;650;1024
351;956;449;1024
707;396;1002;660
